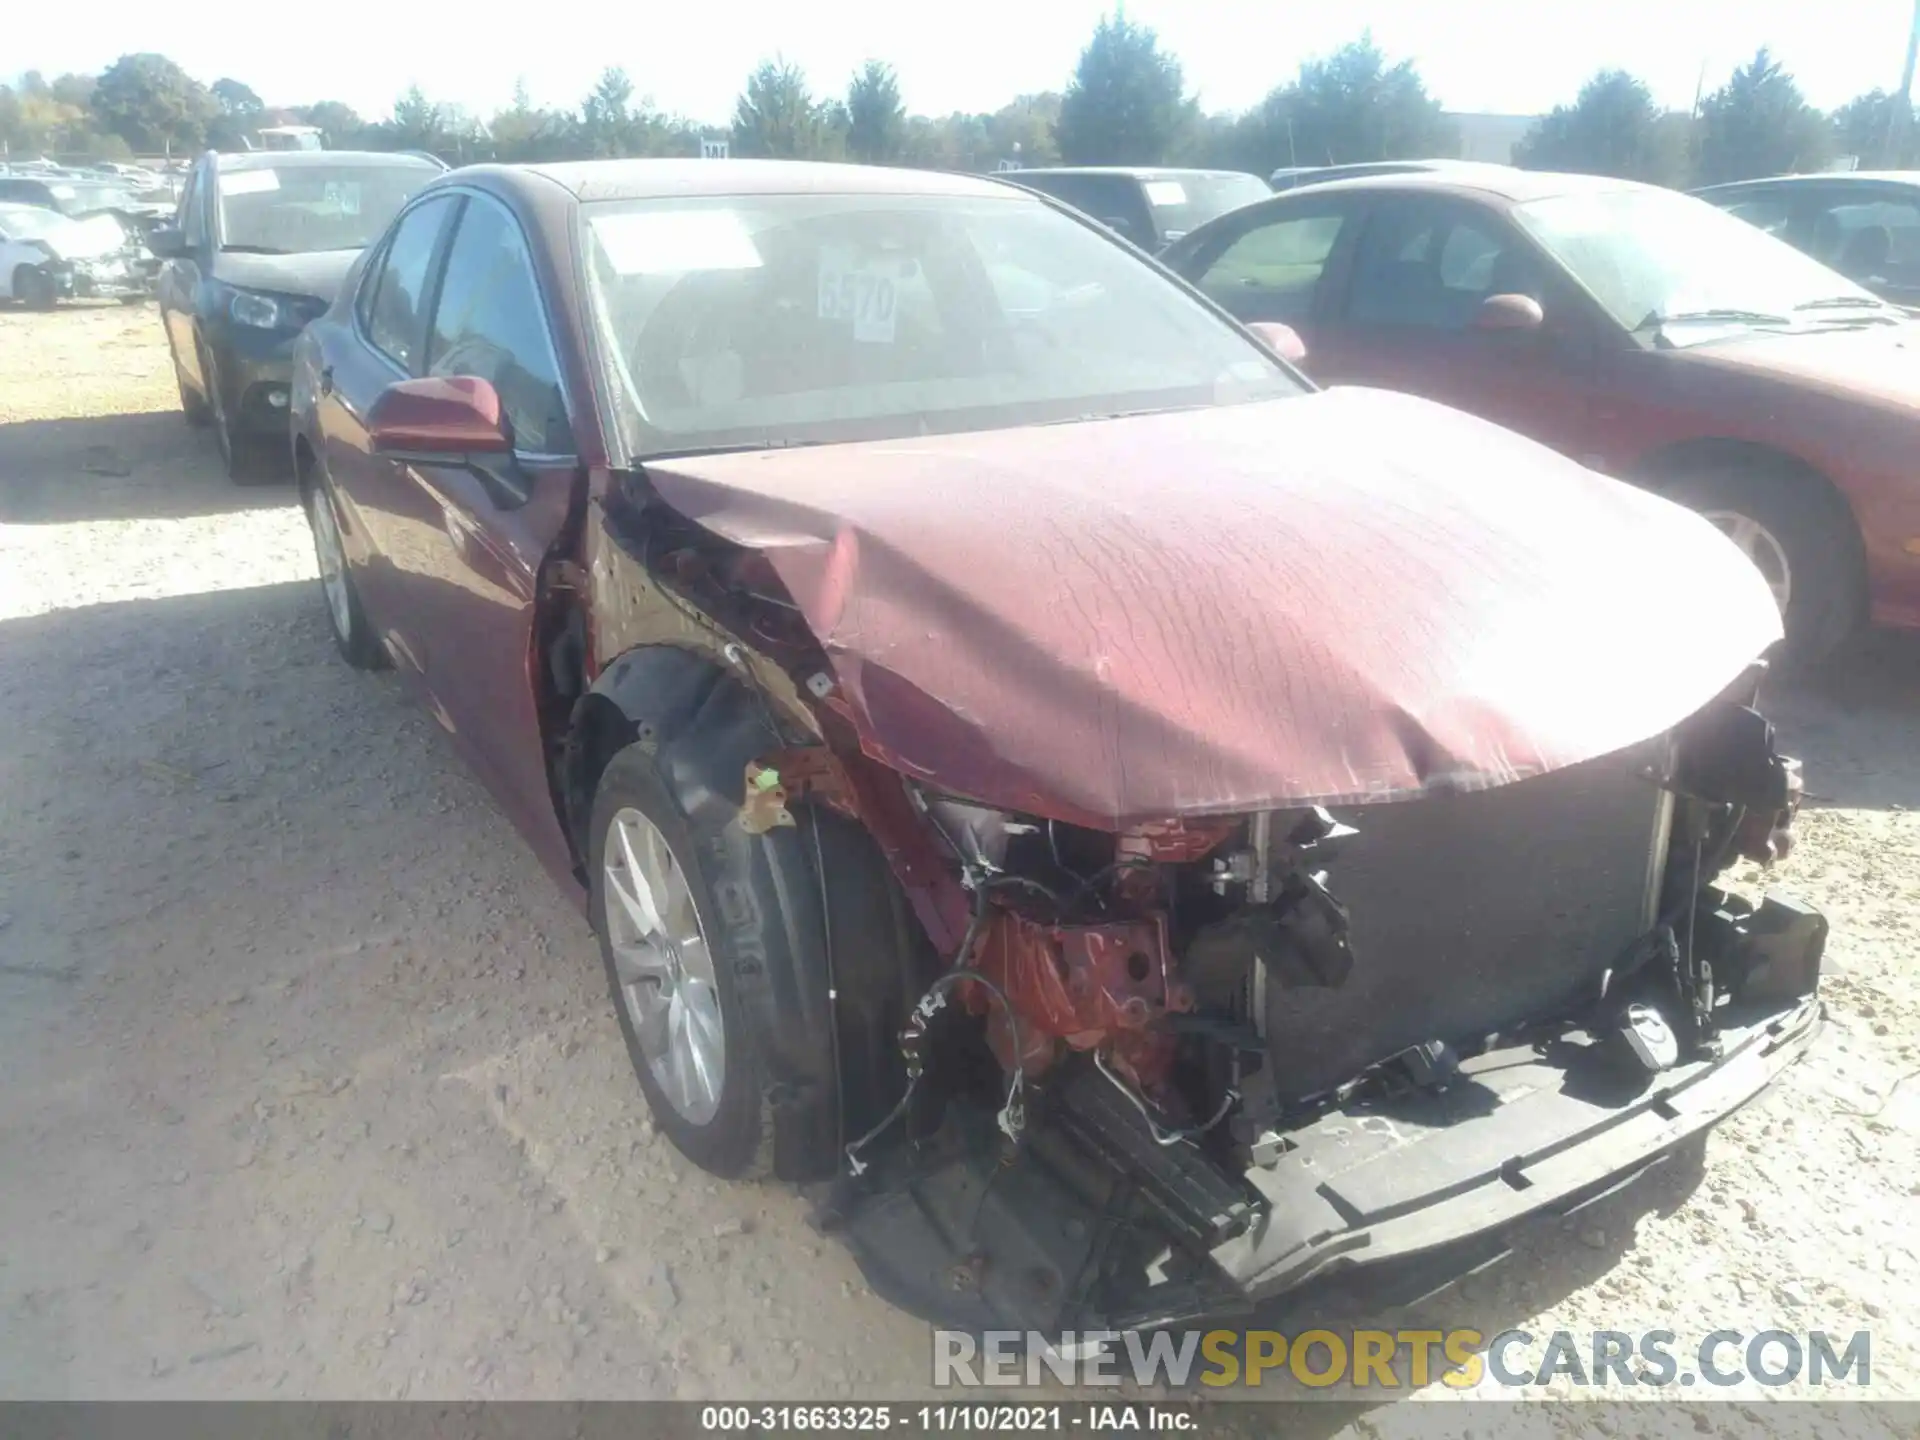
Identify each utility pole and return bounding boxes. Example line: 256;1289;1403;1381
1888;0;1920;165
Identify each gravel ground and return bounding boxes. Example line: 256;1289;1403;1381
1;305;1915;1426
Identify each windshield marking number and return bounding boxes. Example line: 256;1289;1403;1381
818;248;898;343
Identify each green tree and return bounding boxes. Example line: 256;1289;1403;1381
988;93;1061;167
374;85;455;155
1695;48;1834;185
731;58;836;159
294;101;366;148
1514;70;1689;185
48;73;96;112
580;67;638;157
91;52;216;154
1054;12;1193;165
491;81;571;161
846;60;905;163
211;78;264;117
1832;89;1917;167
1233;34;1455;173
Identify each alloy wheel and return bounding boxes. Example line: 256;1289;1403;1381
1703;509;1793;617
602;806;727;1125
306;486;354;643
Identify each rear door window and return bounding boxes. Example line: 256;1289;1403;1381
363;194;457;372
1022;174;1155;248
1345;202;1541;331
1191;210;1349;323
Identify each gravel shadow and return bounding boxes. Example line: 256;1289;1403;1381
0;411;293;524
1767;628;1920;812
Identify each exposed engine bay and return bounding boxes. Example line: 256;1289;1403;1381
758;679;1819;1331
582;459;1827;1334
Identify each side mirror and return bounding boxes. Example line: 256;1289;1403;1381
1246;320;1308;366
1475;292;1546;332
147;224;188;259
368;376;511;459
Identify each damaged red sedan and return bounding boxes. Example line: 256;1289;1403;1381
290;160;1826;1331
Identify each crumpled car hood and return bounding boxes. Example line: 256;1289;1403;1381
643;389;1782;827
209;247;361;304
37;213;127;262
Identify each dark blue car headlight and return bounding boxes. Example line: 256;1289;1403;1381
228;288;289;330
216;284;325;332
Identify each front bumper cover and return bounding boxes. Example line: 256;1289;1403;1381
203;322;301;436
819;927;1824;1336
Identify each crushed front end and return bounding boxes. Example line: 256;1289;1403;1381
611;398;1825;1332
748;663;1822;1333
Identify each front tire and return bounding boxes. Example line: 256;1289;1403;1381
1662;462;1865;668
303;474;386;670
590;744;776;1179
14;266;57;311
176;359;211;427
199;340;273;484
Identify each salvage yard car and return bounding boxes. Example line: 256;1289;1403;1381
152;148;446;480
1697;171;1920;310
1161;169;1920;661
0;201;149;308
290;159;1825;1334
1000;166;1271;250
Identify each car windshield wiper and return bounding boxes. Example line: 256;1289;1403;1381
1794;296;1886;310
640;439;829;461
219;243;290;255
1634;308;1793;331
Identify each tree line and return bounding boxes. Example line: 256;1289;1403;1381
3;21;1913;189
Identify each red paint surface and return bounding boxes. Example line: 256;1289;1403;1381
646;389;1781;827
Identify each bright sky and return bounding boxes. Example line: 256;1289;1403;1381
11;0;1918;123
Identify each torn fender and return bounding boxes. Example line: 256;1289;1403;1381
642;389;1782;827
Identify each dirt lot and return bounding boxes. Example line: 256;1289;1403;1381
1;304;1916;1423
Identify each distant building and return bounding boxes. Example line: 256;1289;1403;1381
1446;113;1541;164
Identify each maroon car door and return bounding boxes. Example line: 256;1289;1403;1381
374;189;584;880
1305;195;1609;463
312;191;462;666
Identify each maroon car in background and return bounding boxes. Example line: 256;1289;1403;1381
287;159;1823;1335
1162;170;1920;662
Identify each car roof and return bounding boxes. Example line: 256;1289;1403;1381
1277;168;1660;205
213;150;443;172
0;201;60;217
1008;166;1261;181
1696;171;1920;193
494;158;1026;204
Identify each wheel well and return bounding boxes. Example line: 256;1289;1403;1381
561;691;639;869
292;434;317;498
1634;438;1851;518
1633;436;1871;646
564;646;926;1180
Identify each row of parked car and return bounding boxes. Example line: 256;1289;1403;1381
0;158;182;305
122;144;1919;673
999;159;1920;662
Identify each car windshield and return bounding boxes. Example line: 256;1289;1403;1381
1142;172;1272;241
219;164;434;254
1513;186;1886;342
583;190;1301;458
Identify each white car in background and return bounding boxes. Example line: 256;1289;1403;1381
0;202;147;308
